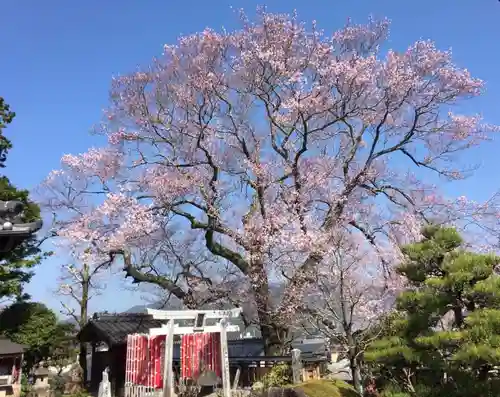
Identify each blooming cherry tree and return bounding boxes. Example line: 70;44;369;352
58;258;109;382
40;9;500;354
58;262;100;329
301;232;408;392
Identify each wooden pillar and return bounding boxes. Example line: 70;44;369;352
86;343;93;383
18;354;23;384
147;309;242;397
232;367;241;390
162;321;175;397
220;318;230;397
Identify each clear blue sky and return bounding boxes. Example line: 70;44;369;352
2;0;500;316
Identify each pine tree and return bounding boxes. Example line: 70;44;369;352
0;97;15;168
365;226;500;396
0;97;49;301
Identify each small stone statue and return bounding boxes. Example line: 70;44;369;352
98;368;111;397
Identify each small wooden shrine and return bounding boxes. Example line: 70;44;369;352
0;337;24;397
78;312;329;397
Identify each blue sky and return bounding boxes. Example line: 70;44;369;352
2;0;500;316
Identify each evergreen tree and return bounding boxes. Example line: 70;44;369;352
0;97;48;301
366;226;500;396
0;97;15;168
0;301;77;371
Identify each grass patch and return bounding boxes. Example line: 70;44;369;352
291;379;359;397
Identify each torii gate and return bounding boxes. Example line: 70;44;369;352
146;308;242;397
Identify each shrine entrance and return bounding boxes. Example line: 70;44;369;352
124;308;242;397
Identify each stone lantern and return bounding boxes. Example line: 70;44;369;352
0;201;43;252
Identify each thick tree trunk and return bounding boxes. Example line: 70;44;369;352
348;351;363;394
251;265;290;356
79;269;90;386
258;318;288;355
78;342;87;386
345;329;362;394
255;298;285;355
350;358;362;394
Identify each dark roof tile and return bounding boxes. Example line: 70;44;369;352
79;313;163;346
78;313;327;361
79;312;256;346
0;337;25;355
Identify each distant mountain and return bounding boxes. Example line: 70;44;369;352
61;316;80;325
125;304;153;314
125;300;183;314
125;282;286;315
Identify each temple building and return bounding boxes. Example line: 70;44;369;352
0;337;24;397
78;312;329;397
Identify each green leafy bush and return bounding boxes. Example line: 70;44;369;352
261;363;291;388
20;374;32;397
49;375;66;397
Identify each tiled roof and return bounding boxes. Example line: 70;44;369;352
79;312;259;346
78;313;267;358
291;339;328;357
0;337;25;355
79;313;163;346
78;313;328;361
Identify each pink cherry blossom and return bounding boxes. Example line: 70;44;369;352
38;9;500;353
61;147;123;179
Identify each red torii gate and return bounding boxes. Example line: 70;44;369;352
124;308;242;397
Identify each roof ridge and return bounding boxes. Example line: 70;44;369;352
92;312;154;320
